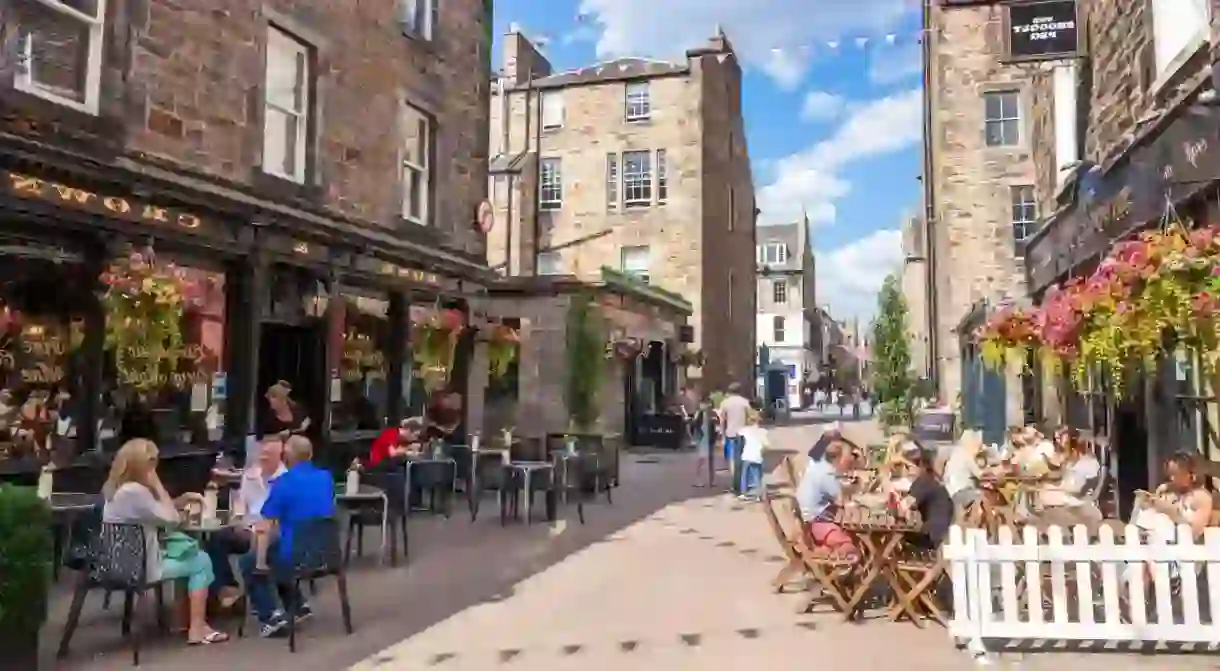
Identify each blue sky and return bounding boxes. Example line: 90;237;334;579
493;0;924;319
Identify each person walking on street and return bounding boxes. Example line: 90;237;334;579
718;382;751;494
679;386;699;448
691;400;718;487
738;411;769;501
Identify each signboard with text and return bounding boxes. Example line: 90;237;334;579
1005;0;1080;61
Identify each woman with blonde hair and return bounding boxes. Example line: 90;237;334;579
102;439;230;645
943;429;986;509
262;381;309;439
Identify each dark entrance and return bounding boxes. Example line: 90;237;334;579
256;322;324;440
1113;396;1149;521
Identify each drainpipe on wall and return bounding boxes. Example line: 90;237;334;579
921;0;940;391
530;75;543;276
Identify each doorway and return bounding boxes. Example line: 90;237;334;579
256;321;324;438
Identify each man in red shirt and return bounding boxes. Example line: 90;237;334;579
368;417;424;469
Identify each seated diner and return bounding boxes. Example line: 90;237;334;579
942;429;985;511
102;439;229;645
898;444;954;550
795;438;861;559
367;417;425;469
1032;431;1103;528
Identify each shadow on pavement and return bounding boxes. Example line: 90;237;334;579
45;453;730;671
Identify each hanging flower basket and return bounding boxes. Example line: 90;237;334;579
487;324;519;378
412;308;468;390
100;245;202;391
676;347;704;367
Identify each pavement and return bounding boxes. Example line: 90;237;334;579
47;414;1216;671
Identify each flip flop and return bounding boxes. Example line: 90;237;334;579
188;630;230;646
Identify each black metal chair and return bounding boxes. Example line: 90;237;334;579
562;453;610;524
446;444;474;492
469;453;514;523
408;459;456;516
346;467;408;566
238;517;354;652
501;465;557;523
58;523;171;666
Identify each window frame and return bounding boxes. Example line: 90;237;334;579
1010;184;1038;252
762;243;788;265
400;102;432;225
262;25;312;184
539;157;563;210
606;153;619;210
536;250;562;275
620;245;650;284
541;91;564;130
622;150;652;207
398;0;436;40
624;81;651;122
656;149;668;204
13;0;106;115
773;315;786;343
1150;0;1210;81
772;278;788;304
983;90;1021;148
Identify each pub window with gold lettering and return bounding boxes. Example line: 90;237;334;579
330;292;390;432
0;241;91;465
98;248;227;449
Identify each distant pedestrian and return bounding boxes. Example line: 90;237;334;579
718;382;751;493
814;389;826;412
691;400;718;487
738;411;769;502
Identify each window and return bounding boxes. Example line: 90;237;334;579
333;294;391;431
772;279;787;304
1010;185;1038;250
541;91;564;129
263;27;311;183
760;243;788;265
1151;0;1210;77
1052;63;1078;187
606;154;618;209
620;245;650;283
539;158;562;209
536;251;562;275
12;0;106;113
625;81;650;121
984;91;1020;147
656;149;668;204
400;103;431;224
786;365;798;380
773;316;786;343
622;151;652;206
398;0;435;40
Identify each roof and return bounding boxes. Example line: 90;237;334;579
525;57;688;90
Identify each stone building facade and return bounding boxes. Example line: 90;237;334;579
487;28;758;394
900;211;930;380
755;222;817;406
927;1;1038;412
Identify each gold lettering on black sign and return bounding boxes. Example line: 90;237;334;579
378;262;441;286
5;171;211;233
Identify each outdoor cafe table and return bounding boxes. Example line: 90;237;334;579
506;461;555;524
834;509;926;623
335;483;390;564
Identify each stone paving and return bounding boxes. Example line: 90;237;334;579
50;415;1216;670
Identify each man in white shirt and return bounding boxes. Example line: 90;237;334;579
205;438;286;606
718;383;752;493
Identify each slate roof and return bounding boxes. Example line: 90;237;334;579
526;57;688;89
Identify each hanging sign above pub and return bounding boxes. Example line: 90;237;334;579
1004;0;1080;62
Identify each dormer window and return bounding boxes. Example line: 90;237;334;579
758;242;789;265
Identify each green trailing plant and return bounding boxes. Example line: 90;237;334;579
870;274;914;425
565;293;608;431
0;485;52;638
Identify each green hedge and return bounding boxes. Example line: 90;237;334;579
0;485;52;633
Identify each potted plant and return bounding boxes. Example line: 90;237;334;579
0;485;53;669
413;307;466;391
487;323;520;378
566;294;608;431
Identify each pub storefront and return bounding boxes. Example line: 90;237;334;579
1022;74;1220;517
0;147;491;487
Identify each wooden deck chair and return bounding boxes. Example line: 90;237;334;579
761;492;856;614
781;455;802;489
888;546;949;628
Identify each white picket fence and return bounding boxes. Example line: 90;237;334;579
943;525;1220;645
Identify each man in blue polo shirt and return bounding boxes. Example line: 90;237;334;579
240;435;336;637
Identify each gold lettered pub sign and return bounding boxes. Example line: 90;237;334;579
3;170;229;240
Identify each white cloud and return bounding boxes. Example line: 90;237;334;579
868;43;924;85
816;228;904;320
758;88;922;226
801;91;846;121
576;0;912;87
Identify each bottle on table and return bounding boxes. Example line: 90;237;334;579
345;458;361;494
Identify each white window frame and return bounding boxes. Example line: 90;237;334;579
400;103;432;225
656;149;668;204
1010;185;1038;251
14;0;106;115
625;81;650;122
620;245;650;283
539;157;563;209
541;91;564;129
772;279;787;304
606;153;619;209
1052;63;1078;188
773;316;786;343
536;251;562;275
262;26;311;183
983;90;1021;148
1151;0;1210;83
622;150;652;207
762;243;788;265
398;0;435;40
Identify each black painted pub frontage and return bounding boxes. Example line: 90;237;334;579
1021;75;1220;519
0;133;492;488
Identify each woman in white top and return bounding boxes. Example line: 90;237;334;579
943;430;986;509
102;439;230;645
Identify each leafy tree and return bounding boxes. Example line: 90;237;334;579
871;275;913;425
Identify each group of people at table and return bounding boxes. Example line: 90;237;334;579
91;383;465;649
792;422;1216;561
